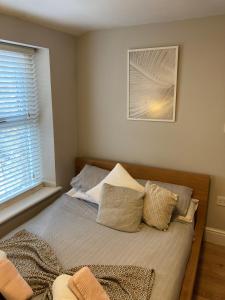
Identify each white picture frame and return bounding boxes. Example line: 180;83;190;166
127;46;179;122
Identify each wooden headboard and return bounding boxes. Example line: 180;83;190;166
75;157;210;300
76;157;210;202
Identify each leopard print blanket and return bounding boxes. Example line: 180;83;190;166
0;230;155;300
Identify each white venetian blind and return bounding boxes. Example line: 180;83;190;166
0;43;42;204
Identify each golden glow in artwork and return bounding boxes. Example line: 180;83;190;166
128;46;178;122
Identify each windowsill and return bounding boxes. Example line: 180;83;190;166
0;186;62;225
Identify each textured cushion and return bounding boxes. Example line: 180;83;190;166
70;164;109;192
175;199;199;223
143;181;178;231
138;179;192;216
96;183;144;232
87;163;144;204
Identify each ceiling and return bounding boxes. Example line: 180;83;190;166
0;0;224;36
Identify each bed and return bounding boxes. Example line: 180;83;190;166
1;157;210;300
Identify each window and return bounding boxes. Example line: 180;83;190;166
0;43;42;204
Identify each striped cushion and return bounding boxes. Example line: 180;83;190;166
143;182;178;230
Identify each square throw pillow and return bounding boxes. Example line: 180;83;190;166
87;163;144;204
96;183;145;232
70;164;109;193
175;199;199;223
143;181;178;231
138;179;193;216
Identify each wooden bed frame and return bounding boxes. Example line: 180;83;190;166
75;157;210;300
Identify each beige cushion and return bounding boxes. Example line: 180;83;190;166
87;163;144;204
96;183;144;232
52;274;77;300
138;179;193;216
143;181;178;230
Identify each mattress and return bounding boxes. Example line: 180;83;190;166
3;194;194;300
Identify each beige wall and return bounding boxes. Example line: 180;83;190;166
1;12;224;231
77;15;225;230
0;13;77;189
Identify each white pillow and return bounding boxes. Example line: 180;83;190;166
66;188;93;202
175;199;199;223
0;250;7;260
86;163;144;204
66;188;77;197
52;274;77;300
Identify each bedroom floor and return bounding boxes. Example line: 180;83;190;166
194;242;225;300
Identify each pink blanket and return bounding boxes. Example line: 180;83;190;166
0;258;33;300
68;266;110;300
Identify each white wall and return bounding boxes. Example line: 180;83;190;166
35;48;56;186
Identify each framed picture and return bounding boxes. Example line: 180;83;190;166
127;46;179;122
